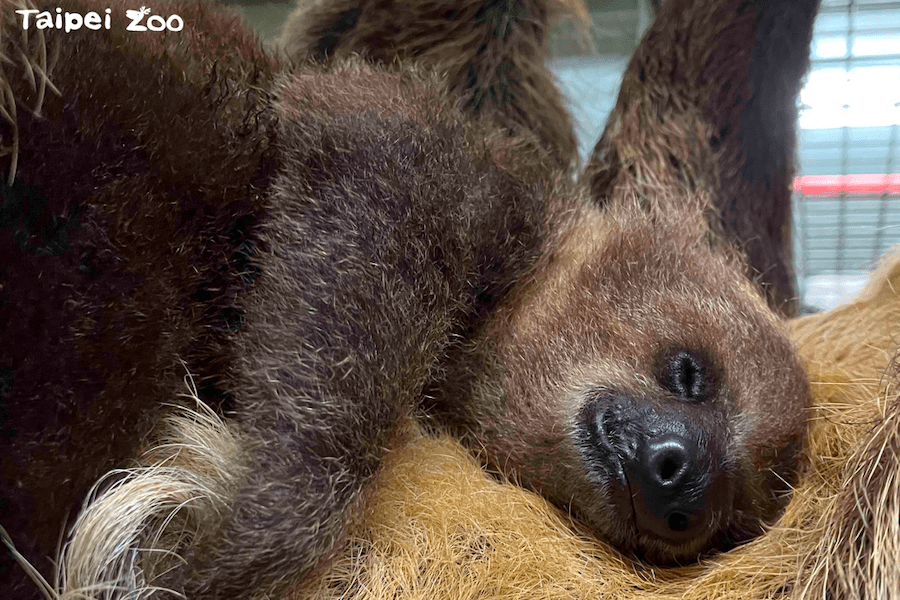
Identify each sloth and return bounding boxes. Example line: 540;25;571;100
0;0;814;598
278;0;588;171
279;0;818;566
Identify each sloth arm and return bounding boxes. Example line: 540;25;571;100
585;0;819;316
174;70;552;600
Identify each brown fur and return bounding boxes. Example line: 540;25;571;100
429;192;809;563
279;0;814;565
53;253;895;600
86;251;888;600
281;249;900;600
278;0;590;170
0;0;559;597
0;1;280;596
2;0;815;598
585;0;818;317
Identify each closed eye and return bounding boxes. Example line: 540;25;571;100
656;349;715;402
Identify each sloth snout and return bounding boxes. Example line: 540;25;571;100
623;431;709;542
597;397;723;546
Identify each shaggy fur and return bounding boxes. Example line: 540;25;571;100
278;0;816;559
0;0;559;597
56;374;247;600
585;0;818;316
278;0;590;169
0;1;281;596
41;252;900;600
428;191;810;564
2;0;815;598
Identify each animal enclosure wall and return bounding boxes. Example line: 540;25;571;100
793;0;900;309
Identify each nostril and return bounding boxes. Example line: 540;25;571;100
656;452;683;483
667;511;690;533
648;437;690;487
624;432;711;542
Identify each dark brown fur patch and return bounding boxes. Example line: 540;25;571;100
1;1;279;594
0;2;565;597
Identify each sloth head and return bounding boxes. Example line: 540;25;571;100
443;196;811;564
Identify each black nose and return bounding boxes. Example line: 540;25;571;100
624;432;706;540
598;399;721;545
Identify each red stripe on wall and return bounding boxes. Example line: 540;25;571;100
794;174;900;195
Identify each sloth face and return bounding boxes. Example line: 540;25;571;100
455;204;811;564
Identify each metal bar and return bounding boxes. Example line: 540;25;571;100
812;54;900;66
872;124;899;262
819;2;900;14
835;0;857;277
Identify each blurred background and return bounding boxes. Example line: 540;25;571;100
231;0;900;311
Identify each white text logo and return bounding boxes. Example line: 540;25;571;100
15;6;184;33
